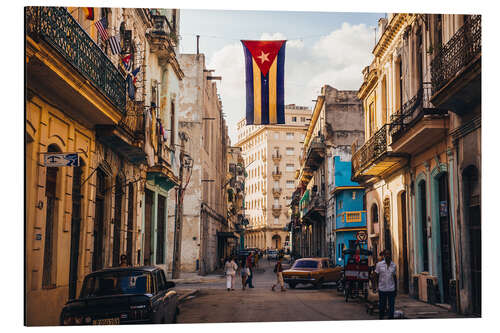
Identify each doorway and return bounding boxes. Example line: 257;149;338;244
112;176;124;267
463;166;481;315
92;169;106;271
144;189;154;265
272;234;281;249
69;165;83;299
437;172;452;304
418;180;429;272
400;191;409;294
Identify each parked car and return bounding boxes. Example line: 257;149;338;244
282;258;342;289
267;250;279;260
60;266;179;325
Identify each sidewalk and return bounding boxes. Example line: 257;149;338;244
171;271;225;284
365;291;464;319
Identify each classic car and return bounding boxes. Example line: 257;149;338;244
282;257;342;289
267;250;279;260
60;266;179;325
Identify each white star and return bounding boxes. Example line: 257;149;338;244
257;51;270;64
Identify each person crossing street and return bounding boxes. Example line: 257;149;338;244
271;256;286;292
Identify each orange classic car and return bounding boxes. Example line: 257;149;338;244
282;258;342;289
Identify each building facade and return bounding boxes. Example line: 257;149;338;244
226;146;246;252
295;85;364;259
25;6;182;325
236;105;310;250
353;14;480;314
176;53;230;275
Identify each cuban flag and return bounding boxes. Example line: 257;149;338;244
122;54;132;71
241;40;286;125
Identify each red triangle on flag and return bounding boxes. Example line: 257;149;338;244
242;40;285;76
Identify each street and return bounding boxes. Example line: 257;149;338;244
177;259;373;323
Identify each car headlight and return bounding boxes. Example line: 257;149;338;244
63;315;74;325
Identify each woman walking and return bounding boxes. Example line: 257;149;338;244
271;256;286;292
240;260;249;290
225;256;238;291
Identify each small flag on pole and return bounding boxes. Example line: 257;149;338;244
131;67;140;84
127;74;135;100
241;40;286;125
108;35;121;55
95;16;109;41
84;8;94;20
122;54;132;71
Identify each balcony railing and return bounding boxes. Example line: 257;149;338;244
389;83;447;141
302;193;326;217
352;124;389;176
119;101;146;140
151;15;178;46
272;187;282;197
431;15;481;95
272;152;282;163
26;7;126;112
272;170;282;180
339;211;366;223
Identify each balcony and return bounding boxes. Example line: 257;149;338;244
272;187;282;198
389;83;448;155
26;7;126;124
431;15;481;114
272;152;282;163
336;211;367;230
301;191;326;221
272;204;282;217
96;101;147;164
147;15;177;59
303;135;326;170
272;170;282;180
351;124;407;183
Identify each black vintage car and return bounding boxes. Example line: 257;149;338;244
60;266;179;325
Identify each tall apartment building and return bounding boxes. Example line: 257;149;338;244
236;105;310;250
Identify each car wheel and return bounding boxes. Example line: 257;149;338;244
288;282;296;289
315;279;323;289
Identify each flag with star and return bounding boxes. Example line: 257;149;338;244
241;40;286;125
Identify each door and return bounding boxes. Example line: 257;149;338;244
401;191;409;294
438;173;452;303
69;166;83;299
156;194;166;264
92;169;106;271
112;177;123;267
126;183;134;265
144;189;154;265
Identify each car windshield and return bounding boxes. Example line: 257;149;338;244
80;271;153;298
293;260;318;269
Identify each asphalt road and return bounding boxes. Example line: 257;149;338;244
176;259;373;323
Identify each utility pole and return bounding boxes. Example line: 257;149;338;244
172;132;187;279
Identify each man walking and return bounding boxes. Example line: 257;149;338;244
245;252;255;288
271;256;286;292
374;250;397;319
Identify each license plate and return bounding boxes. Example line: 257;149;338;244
93;317;120;325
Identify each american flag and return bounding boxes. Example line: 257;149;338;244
95;17;109;41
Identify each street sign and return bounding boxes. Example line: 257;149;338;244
43;153;80;167
356;230;368;242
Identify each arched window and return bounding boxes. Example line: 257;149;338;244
371;203;379;224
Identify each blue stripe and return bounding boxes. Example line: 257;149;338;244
242;43;254;125
261;72;269;124
276;42;286;124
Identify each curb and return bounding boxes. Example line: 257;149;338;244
177;289;199;304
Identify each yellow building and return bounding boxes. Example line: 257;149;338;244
236;105;310;250
25;7;183;325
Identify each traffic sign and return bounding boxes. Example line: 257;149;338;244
43;153;80;167
356;230;368;242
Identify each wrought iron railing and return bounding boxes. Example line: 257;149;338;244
431;15;481;94
352;124;389;176
389;82;447;141
26;7;126;112
119;101;146;139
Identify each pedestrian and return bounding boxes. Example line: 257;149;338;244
254;251;260;269
240;260;249;290
225;256;238;291
245;252;255;288
271;256;286;292
374;249;397;319
119;254;128;267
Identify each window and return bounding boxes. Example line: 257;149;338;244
286;147;294;156
301;117;306;122
338;199;343;210
286;164;294;172
369;102;376;137
274;181;279;187
292;116;297;122
286;132;294;140
274;218;279;225
286;180;295;189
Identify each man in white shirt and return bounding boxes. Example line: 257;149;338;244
374;250;397;319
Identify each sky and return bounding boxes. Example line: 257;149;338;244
178;9;384;143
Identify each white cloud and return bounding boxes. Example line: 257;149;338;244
207;22;374;143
